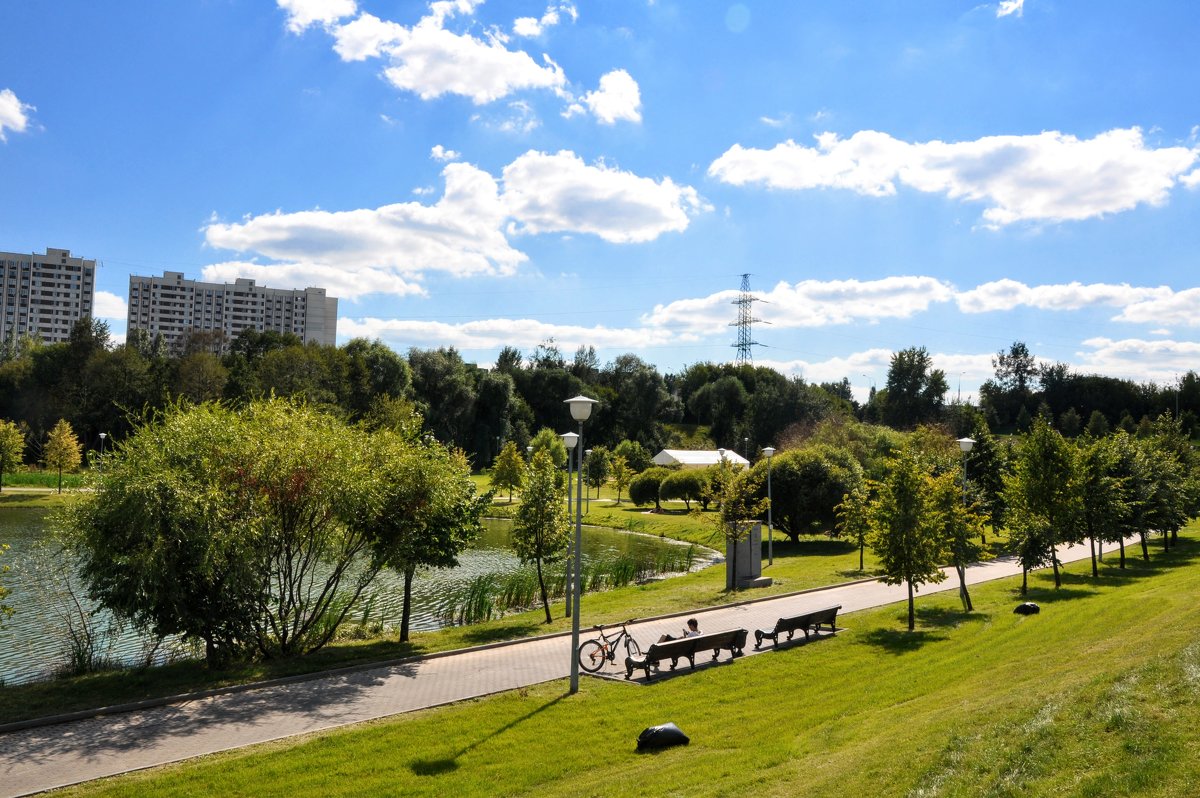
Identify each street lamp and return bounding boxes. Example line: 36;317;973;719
743;437;748;458
584;449;593;512
561;431;579;619
98;432;107;474
762;446;776;566
956;437;975;504
565;394;598;695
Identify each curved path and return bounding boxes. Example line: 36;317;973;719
0;538;1116;797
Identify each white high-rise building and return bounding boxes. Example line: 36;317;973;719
126;272;338;352
0;248;97;345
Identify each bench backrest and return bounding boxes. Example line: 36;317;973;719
777;605;841;631
646;629;746;659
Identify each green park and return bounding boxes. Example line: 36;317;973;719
1;329;1199;796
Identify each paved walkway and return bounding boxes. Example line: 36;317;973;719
0;539;1111;797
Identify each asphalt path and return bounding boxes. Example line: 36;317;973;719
0;538;1116;797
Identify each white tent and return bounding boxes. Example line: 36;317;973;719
651;449;751;469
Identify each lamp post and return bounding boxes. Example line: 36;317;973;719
956;437;975;504
565;395;598;695
584;449;592;513
98;432;107;474
762;446;775;566
561;431;579;618
743;437;748;458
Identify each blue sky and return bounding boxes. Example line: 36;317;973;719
2;0;1199;401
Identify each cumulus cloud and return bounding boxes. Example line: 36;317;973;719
1113;287;1200;327
278;0;357;33
203;151;705;297
1075;337;1200;381
431;144;461;161
997;0;1025;18
203;161;525;298
340;315;683;352
644;276;955;334
565;69;642;125
502;150;708;242
93;291;128;319
513;2;576;37
956;279;1170;313
331;12;405;60
0;88;34;142
708;127;1200;227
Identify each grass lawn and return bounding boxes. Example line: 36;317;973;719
1;469;86;490
60;527;1200;797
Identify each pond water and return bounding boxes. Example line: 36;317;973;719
0;505;709;686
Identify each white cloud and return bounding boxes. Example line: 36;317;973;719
997;0;1025;18
340;315;682;351
513;2;576;37
1076;337;1200;381
502;150;708;243
431;144;461;161
569;69;642;125
203;151;703;297
1182;169;1200;189
278;0;357;33
93;291;128;319
644;276;955;334
760;115;786;128
331;12;405;60
709;127;1200;227
1113;287;1200;327
0;88;34;142
203;161;525;298
956;279;1170;313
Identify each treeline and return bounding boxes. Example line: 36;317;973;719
1;321;1196;469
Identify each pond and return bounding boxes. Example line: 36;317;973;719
0;504;711;686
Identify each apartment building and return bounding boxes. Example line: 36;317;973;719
0;248;96;345
126;272;338;351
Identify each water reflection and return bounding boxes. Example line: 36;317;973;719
0;512;706;685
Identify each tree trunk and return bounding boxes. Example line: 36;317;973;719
1021;566;1028;595
859;541;864;572
1089;535;1098;578
535;557;551;623
400;566;414;642
1172;527;1179;546
1119;537;1126;569
907;580;915;631
58;466;63;494
1139;531;1149;562
956;563;972;612
1051;545;1061;588
1163;529;1170;551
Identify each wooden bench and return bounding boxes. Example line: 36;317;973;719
754;605;841;649
625;628;749;680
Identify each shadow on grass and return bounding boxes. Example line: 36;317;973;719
861;628;948;654
765;537;858;560
454;622;545;646
914;606;992;629
409;692;568;776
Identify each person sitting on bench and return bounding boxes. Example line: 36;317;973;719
658;617;701;643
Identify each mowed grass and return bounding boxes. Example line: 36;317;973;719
61;528;1200;798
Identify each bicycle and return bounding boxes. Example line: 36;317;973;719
578;620;642;672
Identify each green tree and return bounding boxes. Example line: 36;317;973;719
1076;435;1127;578
963;412;1007;543
1058;407;1082;437
867;448;947;630
629;466;674;510
511;451;570;624
491;441;526;502
613;439;652;472
659;469;708;510
43;418;82;493
882;346;948;429
529;426;568;468
66;400;381;665
0;419;25;492
699;459;767;591
369;432;489;642
583;446;611;498
610;455;632;504
1085;410;1110;437
1003;418;1079;589
175;352;229;404
930;471;985;611
762;446;864;542
834;484;872;571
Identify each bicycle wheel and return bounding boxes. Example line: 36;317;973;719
578;640;606;672
625;636;642;659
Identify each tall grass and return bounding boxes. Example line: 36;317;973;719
442;545;698;625
2;469;86;490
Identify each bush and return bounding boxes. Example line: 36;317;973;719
755;445;864;541
659;469;708;510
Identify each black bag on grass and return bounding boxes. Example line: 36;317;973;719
636;722;690;751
